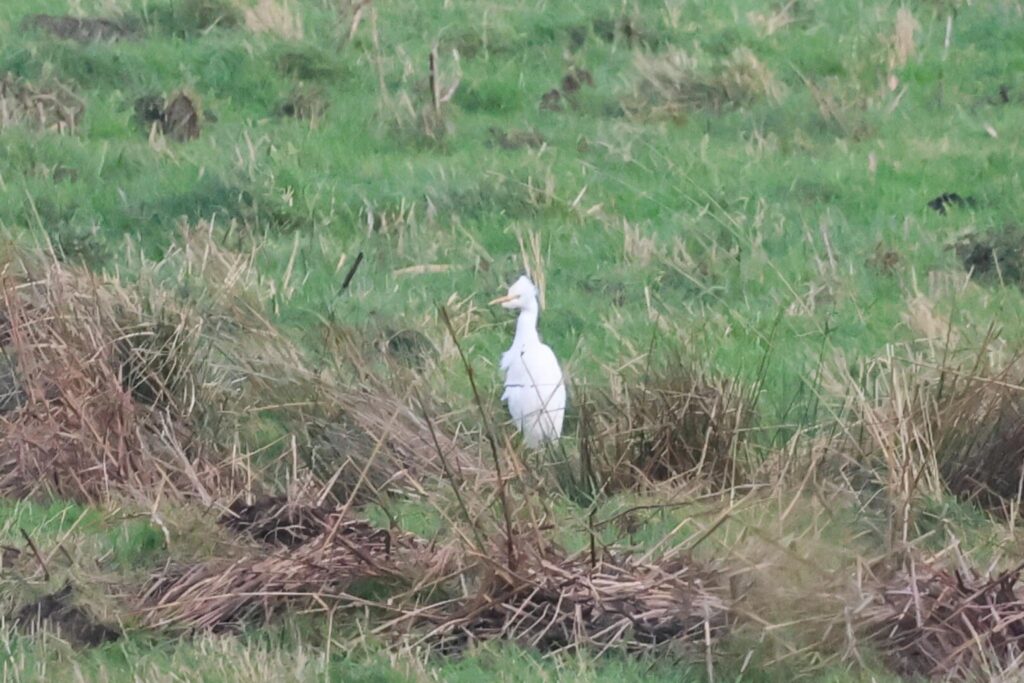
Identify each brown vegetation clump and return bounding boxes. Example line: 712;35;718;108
220;495;334;547
577;365;750;490
0;73;83;134
931;380;1024;510
413;543;729;656
139;514;423;631
297;379;476;504
161;91;202;142
0;254;234;504
838;346;1024;526
858;556;1024;680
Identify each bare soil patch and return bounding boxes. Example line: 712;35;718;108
13;583;120;648
954;226;1024;286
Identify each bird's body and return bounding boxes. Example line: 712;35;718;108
490;276;565;448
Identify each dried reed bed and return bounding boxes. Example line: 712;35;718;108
406;543;729;657
830;342;1024;541
0;253;236;504
0;226;476;508
857;555;1024;680
139;509;424;631
159;223;478;505
297;378;476;504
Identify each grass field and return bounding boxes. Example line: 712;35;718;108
0;0;1023;680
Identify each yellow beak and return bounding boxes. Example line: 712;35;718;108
489;294;517;306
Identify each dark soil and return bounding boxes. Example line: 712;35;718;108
928;192;976;215
162;92;202;141
954;226;1024;286
278;85;328;122
133;94;165;129
13;584;120;648
539;88;562;111
380;328;438;368
220;496;332;547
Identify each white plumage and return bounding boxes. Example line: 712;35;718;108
489;276;566;448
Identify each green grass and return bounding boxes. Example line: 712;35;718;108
1;0;1023;679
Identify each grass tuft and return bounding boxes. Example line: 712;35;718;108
577;362;751;492
626;47;783;120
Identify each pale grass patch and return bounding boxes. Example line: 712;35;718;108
241;0;304;40
719;47;786;104
621;219;657;267
903;294;960;348
887;7;920;70
83;0;133;14
746;0;797;37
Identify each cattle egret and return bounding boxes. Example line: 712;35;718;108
489;276;566;448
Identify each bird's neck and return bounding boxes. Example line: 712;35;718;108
512;306;540;348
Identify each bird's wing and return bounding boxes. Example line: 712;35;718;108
502;342;566;445
499;347;515;373
503;342;563;397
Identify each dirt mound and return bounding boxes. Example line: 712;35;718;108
220;496;334;547
23;14;137;42
954;226;1024;286
162;92;202;141
134;91;203;141
13;583;120;648
927;192;975;215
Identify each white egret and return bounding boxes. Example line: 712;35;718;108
489;276;566;448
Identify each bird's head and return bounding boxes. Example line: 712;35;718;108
489;275;538;311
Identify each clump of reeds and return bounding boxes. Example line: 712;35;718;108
834;342;1024;540
576;363;751;492
857;554;1024;680
0;251;235;504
